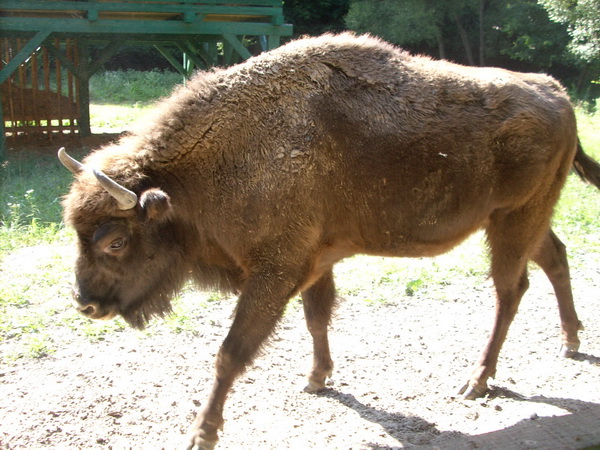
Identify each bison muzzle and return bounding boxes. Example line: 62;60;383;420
60;33;600;449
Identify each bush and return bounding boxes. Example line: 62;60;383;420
90;70;183;105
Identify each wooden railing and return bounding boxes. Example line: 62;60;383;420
1;38;79;138
0;1;288;32
0;1;291;147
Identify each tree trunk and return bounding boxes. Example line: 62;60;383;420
436;34;446;60
479;0;487;66
453;12;475;66
77;40;91;137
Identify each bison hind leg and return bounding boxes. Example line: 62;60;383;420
531;229;584;358
460;207;547;400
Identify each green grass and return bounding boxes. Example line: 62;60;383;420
551;109;600;264
89;69;183;105
0;153;71;252
89;70;184;132
0;70;186;359
1;70;599;360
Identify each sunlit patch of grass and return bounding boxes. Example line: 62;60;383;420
335;232;490;305
90;103;158;133
89;70;183;132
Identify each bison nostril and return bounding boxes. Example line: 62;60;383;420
77;303;98;316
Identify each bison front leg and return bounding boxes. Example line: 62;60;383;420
186;273;297;450
302;270;336;393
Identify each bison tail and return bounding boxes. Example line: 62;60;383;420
572;139;600;190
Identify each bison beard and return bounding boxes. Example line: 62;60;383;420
60;33;600;449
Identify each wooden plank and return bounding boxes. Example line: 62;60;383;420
155;44;187;76
55;39;63;131
176;41;205;72
0;17;293;36
1;37;80;137
182;40;214;69
0;30;51;84
1;1;284;19
1;0;282;7
43;46;51;132
31;44;39;129
87;40;125;75
222;33;252;61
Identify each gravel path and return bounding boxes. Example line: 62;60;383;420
1;254;599;449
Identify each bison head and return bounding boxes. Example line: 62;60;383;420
59;148;189;329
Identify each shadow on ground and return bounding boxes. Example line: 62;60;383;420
319;388;600;449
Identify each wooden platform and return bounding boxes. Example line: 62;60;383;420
0;0;291;38
0;0;292;151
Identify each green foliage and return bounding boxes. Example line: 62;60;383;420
0;153;71;252
346;0;484;63
346;0;441;47
283;0;350;37
539;0;600;62
89;69;183;105
23;333;56;359
552;109;600;257
343;0;597;103
493;1;572;68
100;44;179;72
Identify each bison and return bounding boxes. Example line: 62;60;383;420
59;33;600;449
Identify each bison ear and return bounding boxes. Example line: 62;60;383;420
139;189;172;222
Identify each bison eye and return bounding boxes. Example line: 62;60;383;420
108;238;126;251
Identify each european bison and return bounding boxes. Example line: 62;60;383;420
59;33;600;449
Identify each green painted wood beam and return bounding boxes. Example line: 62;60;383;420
1;0;284;19
89;40;125;75
155;44;187;77
78;40;92;136
0;30;51;84
0;18;292;37
0;95;4;160
184;40;214;69
267;34;280;50
175;42;205;73
222;33;252;61
44;43;80;78
0;29;51;154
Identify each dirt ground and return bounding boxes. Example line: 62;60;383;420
1;253;600;449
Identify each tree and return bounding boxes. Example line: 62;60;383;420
489;1;572;70
286;0;597;102
539;0;600;62
283;0;350;37
345;0;440;46
346;0;488;65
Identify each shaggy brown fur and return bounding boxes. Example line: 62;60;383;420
61;33;600;449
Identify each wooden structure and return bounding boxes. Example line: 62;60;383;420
0;0;292;153
1;38;80;138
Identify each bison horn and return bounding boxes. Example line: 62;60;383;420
93;169;138;210
58;147;84;174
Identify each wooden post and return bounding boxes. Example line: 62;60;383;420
0;94;4;160
77;40;91;136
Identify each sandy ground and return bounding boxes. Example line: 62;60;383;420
1;250;599;450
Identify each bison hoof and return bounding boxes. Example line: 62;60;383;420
186;436;217;450
458;382;488;400
304;379;327;393
560;343;580;358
